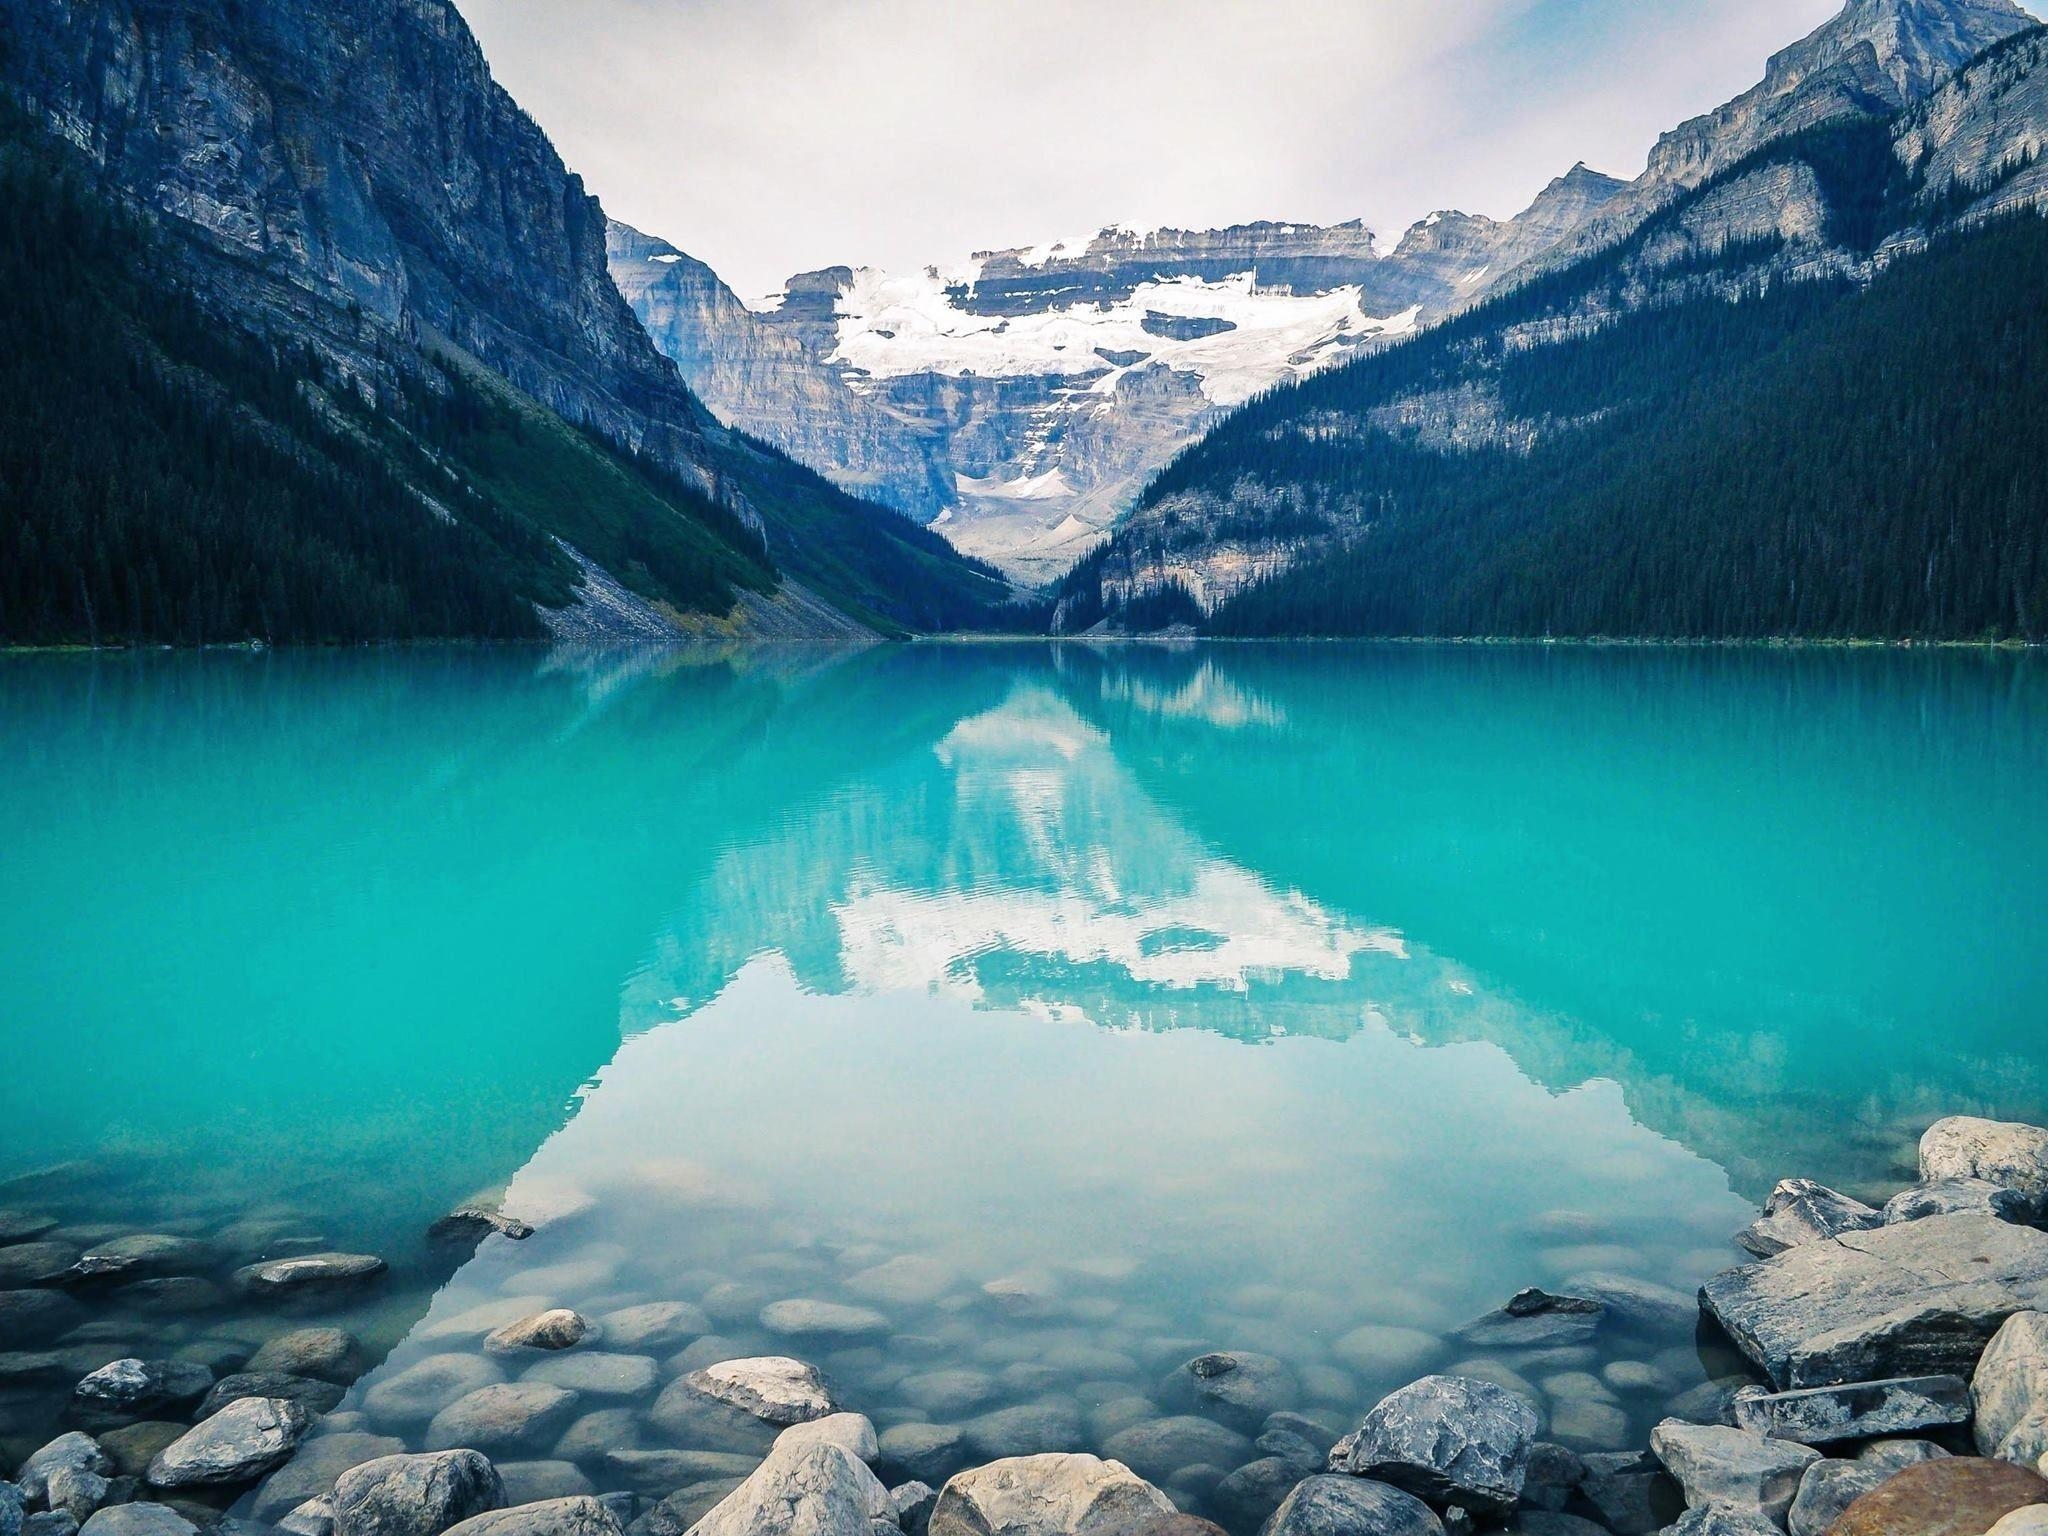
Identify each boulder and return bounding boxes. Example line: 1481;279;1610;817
690;1441;891;1536
1211;1457;1303;1530
146;1397;310;1487
1699;1215;2048;1390
1328;1376;1540;1512
1921;1118;2048;1220
1258;1475;1444;1536
1102;1418;1253;1484
23;1514;81;1536
1886;1181;2033;1227
1789;1459;1892;1536
1660;1511;1783;1536
247;1329;366;1385
897;1372;996;1417
484;1314;587;1357
1520;1442;1586;1512
0;1291;80;1349
961;1403;1086;1461
844;1257;955;1308
876;1424;965;1486
0;1214;59;1245
1857;1439;1950;1472
1564;1274;1700;1338
519;1355;654;1401
1331;1326;1442;1381
17;1435;112;1523
71;1361;213;1429
1166;1353;1299;1433
424;1386;581;1458
331;1451;505;1536
1648;1422;1820;1526
198;1373;347;1421
590;1305;706;1353
3;1483;23;1536
675;1358;835;1426
440;1500;621;1536
1829;1455;2048;1535
599;1450;758;1497
234;1254;387;1299
549;1408;641;1464
889;1482;935;1536
74;1508;195;1536
1738;1182;1883;1260
756;1302;889;1341
1976;1311;2048;1466
1457;1292;1604;1352
427;1209;534;1246
362;1356;507;1427
96;1426;185;1482
1730;1376;1971;1444
249;1432;409;1522
927;1454;1171;1536
280;1498;336;1536
0;1245;79;1289
1987;1509;2048;1536
775;1415;878;1463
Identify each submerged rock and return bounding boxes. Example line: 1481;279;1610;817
234;1254;388;1300
75;1508;196;1536
1102;1417;1253;1484
1975;1310;2048;1466
96;1425;185;1482
427;1209;534;1246
591;1304;706;1353
145;1396;310;1487
1329;1376;1540;1513
876;1424;965;1486
1829;1455;2048;1535
691;1441;891;1536
1165;1352;1300;1433
1659;1510;1782;1536
362;1355;507;1426
1738;1181;1884;1259
17;1434;112;1524
1786;1459;1889;1536
1572;1451;1685;1536
1260;1475;1443;1536
1457;1292;1604;1352
0;1245;79;1289
249;1432;409;1522
198;1372;347;1421
424;1384;581;1458
1885;1179;2033;1226
330;1451;504;1536
1699;1214;2048;1390
440;1499;621;1536
71;1361;214;1429
756;1301;889;1341
520;1354;655;1401
1920;1117;2048;1221
1647;1422;1820;1526
673;1358;835;1426
0;1290;82;1349
484;1313;587;1357
247;1330;366;1385
1730;1375;1972;1444
927;1454;1172;1536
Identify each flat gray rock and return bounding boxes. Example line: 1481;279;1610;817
1699;1214;2048;1389
331;1451;504;1536
484;1313;587;1357
199;1373;347;1421
775;1414;878;1463
599;1450;759;1496
1329;1375;1540;1512
591;1304;706;1353
441;1499;620;1536
71;1360;215;1429
1885;1179;2033;1226
1457;1291;1605;1352
927;1454;1171;1536
75;1507;196;1536
235;1253;388;1298
1101;1417;1253;1483
249;1432;409;1522
1560;1273;1700;1338
0;1290;81;1349
1975;1309;2048;1465
147;1396;311;1487
1661;1509;1783;1536
1921;1117;2048;1220
1787;1459;1888;1536
675;1357;835;1426
757;1301;888;1340
1738;1181;1883;1259
875;1423;965;1486
248;1330;366;1385
1648;1422;1820;1526
1165;1352;1300;1433
1730;1375;1971;1444
691;1442;891;1536
362;1356;507;1427
520;1354;654;1401
424;1385;581;1458
1259;1475;1444;1536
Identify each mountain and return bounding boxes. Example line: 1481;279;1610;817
1053;0;2047;641
0;0;1010;644
609;168;1626;584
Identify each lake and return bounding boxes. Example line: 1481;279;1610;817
3;643;2045;1530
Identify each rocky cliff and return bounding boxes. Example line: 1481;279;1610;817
612;173;1626;585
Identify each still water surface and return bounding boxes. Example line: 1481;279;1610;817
2;644;2045;1525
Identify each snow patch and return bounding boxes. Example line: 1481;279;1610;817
650;253;683;265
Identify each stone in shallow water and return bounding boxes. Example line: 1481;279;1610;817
1886;1180;2033;1226
1210;1456;1303;1530
1787;1458;1890;1536
198;1373;347;1421
75;1508;195;1536
0;1246;78;1290
843;1258;955;1308
1559;1273;1699;1338
235;1255;387;1300
485;1313;587;1357
146;1397;310;1487
17;1435;111;1524
1164;1352;1299;1434
1731;1374;1972;1444
424;1385;581;1458
1921;1118;2048;1221
1457;1292;1605;1352
249;1432;408;1522
279;1497;334;1536
1699;1215;2048;1390
927;1454;1172;1536
71;1361;214;1429
774;1414;878;1463
1648;1422;1820;1527
96;1425;185;1481
362;1356;507;1427
691;1442;891;1536
600;1451;757;1497
961;1403;1086;1462
427;1209;534;1247
0;1214;59;1246
897;1370;996;1417
888;1481;935;1536
1660;1511;1781;1536
1738;1181;1884;1260
548;1409;640;1465
1330;1325;1441;1381
1830;1455;2048;1536
1975;1311;2048;1466
330;1451;504;1536
590;1304;706;1354
875;1424;964;1486
520;1354;655;1401
672;1357;835;1428
1329;1376;1541;1513
757;1301;888;1341
1260;1474;1443;1536
247;1331;365;1386
441;1499;621;1536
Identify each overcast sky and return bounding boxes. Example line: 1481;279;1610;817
457;0;1870;299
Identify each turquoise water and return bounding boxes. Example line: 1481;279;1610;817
3;644;2046;1525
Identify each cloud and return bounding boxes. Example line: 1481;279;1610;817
454;0;1857;298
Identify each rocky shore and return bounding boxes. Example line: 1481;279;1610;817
5;1115;2048;1536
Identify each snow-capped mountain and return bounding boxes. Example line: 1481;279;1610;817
610;168;1624;582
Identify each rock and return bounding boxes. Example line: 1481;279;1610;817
1099;1417;1252;1483
691;1441;891;1536
1731;1375;1972;1444
198;1373;347;1421
1666;1379;1752;1428
249;1433;409;1522
1458;1292;1605;1352
71;1362;215;1429
519;1355;654;1402
757;1301;889;1341
0;1246;79;1289
1738;1182;1883;1259
234;1255;387;1300
74;1507;196;1536
1572;1451;1686;1535
547;1409;640;1465
600;1449;758;1496
1331;1326;1442;1381
1329;1376;1541;1513
111;1277;225;1315
927;1454;1172;1536
0;1292;83;1349
1787;1459;1889;1536
898;1371;996;1417
1659;1511;1783;1536
280;1500;336;1536
876;1424;964;1486
427;1210;534;1246
1503;1515;1609;1536
18;1434;113;1522
1886;1181;2033;1227
1830;1455;2048;1535
1976;1311;2048;1466
1259;1474;1444;1536
1520;1442;1586;1512
590;1305;706;1353
1164;1353;1300;1434
146;1397;310;1487
1987;1510;2048;1536
674;1358;835;1426
23;1513;79;1536
330;1451;505;1536
1921;1118;2048;1220
888;1482;935;1536
96;1427;186;1482
775;1415;878;1463
642;1387;779;1458
1648;1422;1820;1526
362;1356;507;1427
1560;1274;1700;1338
484;1315;587;1357
1256;1430;1323;1472
248;1331;367;1386
441;1500;620;1536
1857;1438;1950;1472
0;1214;59;1245
1211;1457;1304;1530
1699;1215;2048;1390
425;1386;581;1458
845;1258;954;1309
961;1403;1086;1461
2;1485;22;1536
